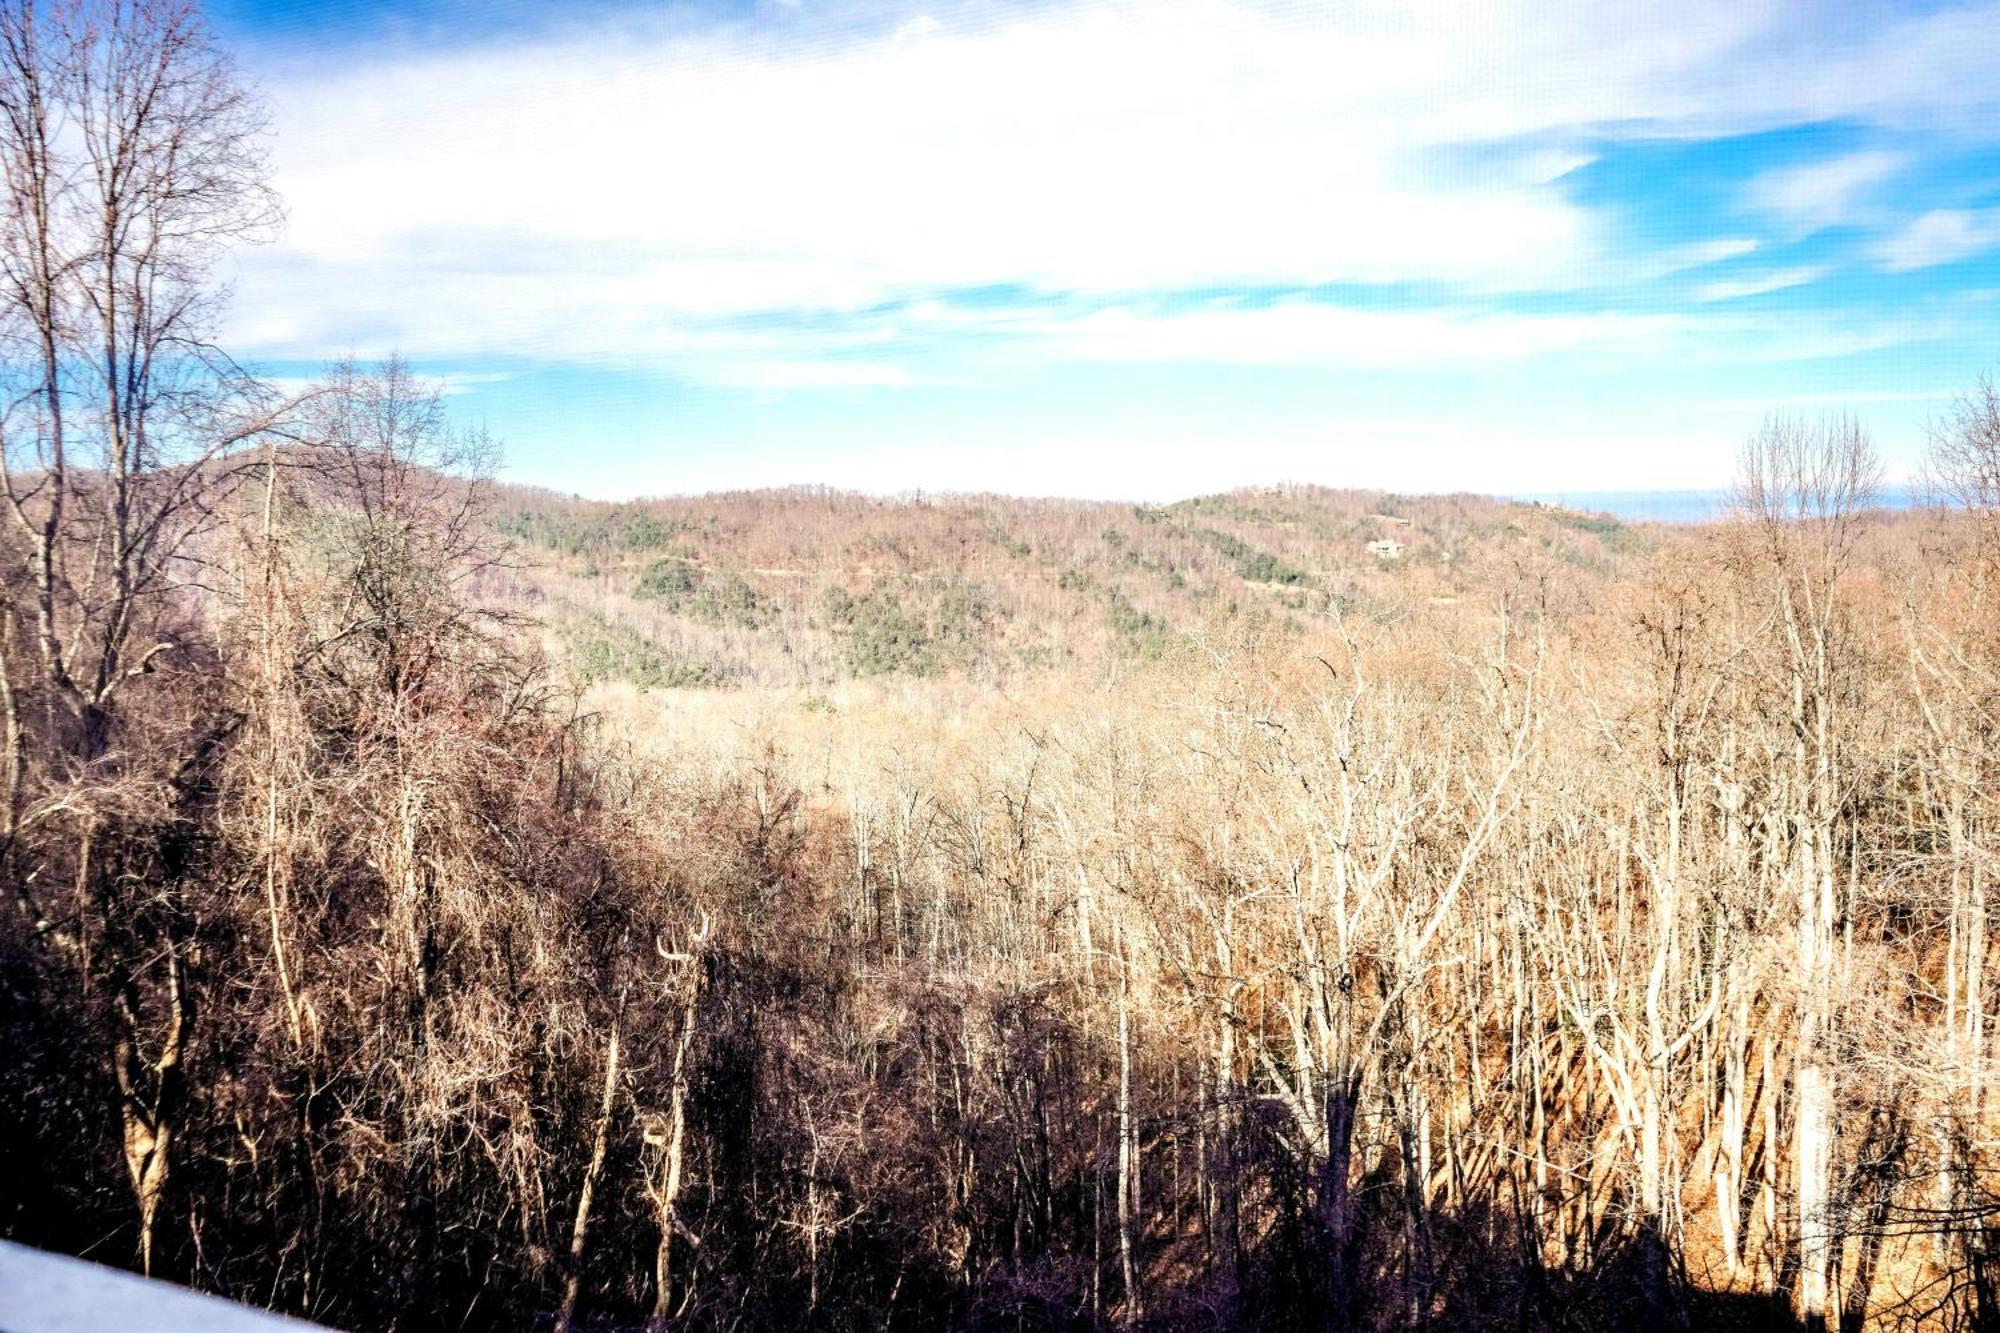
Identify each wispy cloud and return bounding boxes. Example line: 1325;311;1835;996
1043;302;1700;370
1874;208;2000;272
1637;238;1761;280
1693;265;1827;303
1742;151;1904;233
1024;295;1938;372
697;360;921;391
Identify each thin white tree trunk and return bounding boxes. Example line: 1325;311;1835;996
557;1019;622;1333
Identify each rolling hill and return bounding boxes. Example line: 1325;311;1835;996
492;483;1652;692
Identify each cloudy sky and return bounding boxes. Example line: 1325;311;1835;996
207;0;2000;500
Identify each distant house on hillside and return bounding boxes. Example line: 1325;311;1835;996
1366;537;1404;560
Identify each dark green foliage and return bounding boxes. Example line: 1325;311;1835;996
633;558;771;629
1104;586;1178;659
498;506;691;556
822;577;998;677
1199;527;1252;562
635;554;699;601
1197;528;1313;585
564;610;730;689
491;508;537;541
1173;492;1290;526
827;589;930;676
616;511;687;549
933;577;996;648
1240;550;1311;585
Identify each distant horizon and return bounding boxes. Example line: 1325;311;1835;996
491;475;1934;525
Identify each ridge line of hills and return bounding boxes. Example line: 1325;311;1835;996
485;481;1662;692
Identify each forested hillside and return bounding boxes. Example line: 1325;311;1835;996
1;5;1996;1333
495;482;1641;691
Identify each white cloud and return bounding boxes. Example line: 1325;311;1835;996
1693;265;1826;302
1742;151;1904;232
249;1;1599;315
697;360;921;390
1874;208;2000;272
1012;297;1931;372
1627;237;1761;283
1044;302;1699;370
224;0;2000;374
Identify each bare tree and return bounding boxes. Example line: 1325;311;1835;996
0;0;280;1275
1736;413;1881;1331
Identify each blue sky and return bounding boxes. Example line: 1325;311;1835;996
207;0;2000;500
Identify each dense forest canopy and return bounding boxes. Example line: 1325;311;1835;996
0;4;1996;1333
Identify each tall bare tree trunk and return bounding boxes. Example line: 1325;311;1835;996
557;1014;623;1333
1793;774;1839;1331
1714;976;1750;1279
1116;934;1141;1322
115;946;189;1277
647;931;706;1332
